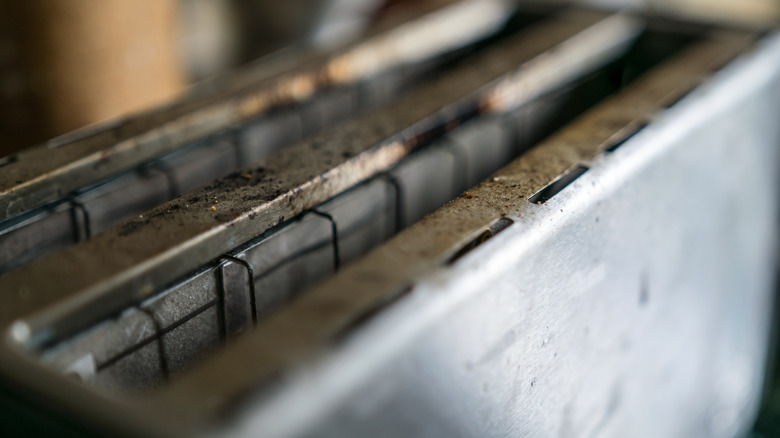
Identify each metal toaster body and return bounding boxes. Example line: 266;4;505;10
0;2;778;437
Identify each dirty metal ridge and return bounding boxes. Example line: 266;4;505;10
0;12;639;347
0;0;513;221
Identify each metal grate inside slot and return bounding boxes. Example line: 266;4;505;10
0;5;550;276
36;22;705;393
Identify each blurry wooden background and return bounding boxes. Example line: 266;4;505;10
0;0;776;158
0;1;184;156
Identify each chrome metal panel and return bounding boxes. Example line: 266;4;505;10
205;31;780;438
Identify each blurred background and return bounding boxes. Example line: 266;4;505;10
0;0;393;157
0;0;777;158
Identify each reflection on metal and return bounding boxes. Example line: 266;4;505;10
0;3;776;438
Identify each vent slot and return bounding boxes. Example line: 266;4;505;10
603;121;648;153
448;218;514;265
528;165;589;204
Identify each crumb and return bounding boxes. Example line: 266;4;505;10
241;173;252;179
211;206;216;211
464;192;474;199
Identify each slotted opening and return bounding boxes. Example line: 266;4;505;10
30;21;710;395
448;218;514;265
528;165;590;204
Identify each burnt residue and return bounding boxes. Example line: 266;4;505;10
527;165;589;204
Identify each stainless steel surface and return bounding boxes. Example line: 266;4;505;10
197;31;780;438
